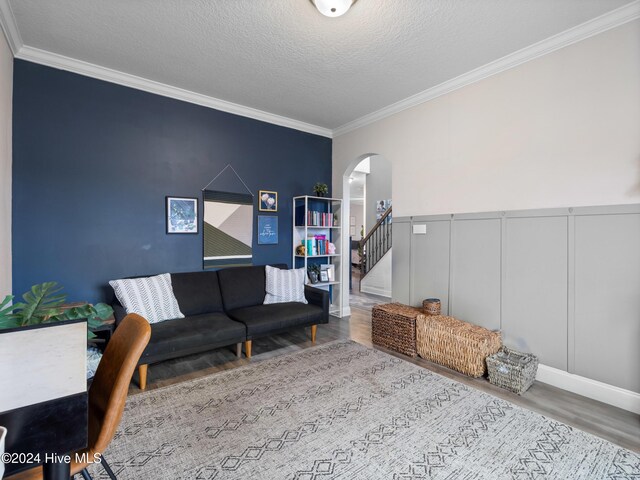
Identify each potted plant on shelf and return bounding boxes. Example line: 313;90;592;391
307;264;321;284
313;183;328;197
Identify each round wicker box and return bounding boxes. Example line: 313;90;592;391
422;298;441;316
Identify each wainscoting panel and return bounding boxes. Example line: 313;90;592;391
394;204;640;403
410;219;451;314
503;216;568;370
450;218;501;331
574;213;640;393
391;220;411;304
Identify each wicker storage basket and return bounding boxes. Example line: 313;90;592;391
422;298;441;316
487;347;539;395
416;315;502;377
372;303;424;357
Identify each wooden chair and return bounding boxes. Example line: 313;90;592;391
7;313;151;480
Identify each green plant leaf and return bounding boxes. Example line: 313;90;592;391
92;303;114;320
17;282;67;326
0;296;20;330
0;295;15;319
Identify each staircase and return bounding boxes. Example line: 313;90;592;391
359;206;392;281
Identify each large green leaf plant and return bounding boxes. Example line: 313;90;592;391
0;282;113;339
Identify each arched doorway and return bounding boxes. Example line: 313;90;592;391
341;154;392;317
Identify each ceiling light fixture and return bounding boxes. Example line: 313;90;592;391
349;177;353;183
310;0;357;18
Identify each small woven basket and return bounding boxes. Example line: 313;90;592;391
486;346;539;395
422;298;441;316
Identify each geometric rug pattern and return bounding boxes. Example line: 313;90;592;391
88;341;640;479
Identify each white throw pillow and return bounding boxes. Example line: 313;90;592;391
264;265;308;305
109;273;184;324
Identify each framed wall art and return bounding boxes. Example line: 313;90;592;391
257;215;278;245
259;190;278;212
166;196;198;234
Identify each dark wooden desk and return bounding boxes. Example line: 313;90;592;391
0;392;87;480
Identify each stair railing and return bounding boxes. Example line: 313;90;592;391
359;206;392;281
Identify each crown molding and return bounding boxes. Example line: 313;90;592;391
2;0;637;139
13;45;333;138
0;0;22;55
333;0;640;137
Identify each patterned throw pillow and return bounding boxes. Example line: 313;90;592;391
109;273;184;324
264;265;308;305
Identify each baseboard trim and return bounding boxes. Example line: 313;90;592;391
360;286;392;298
536;364;640;414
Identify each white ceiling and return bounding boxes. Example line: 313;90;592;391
2;0;635;134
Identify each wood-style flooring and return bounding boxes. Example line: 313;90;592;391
128;286;640;454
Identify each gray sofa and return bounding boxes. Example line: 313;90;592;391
111;264;329;389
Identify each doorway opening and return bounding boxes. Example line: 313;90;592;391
342;154;392;316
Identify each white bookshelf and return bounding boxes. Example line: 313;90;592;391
293;195;343;317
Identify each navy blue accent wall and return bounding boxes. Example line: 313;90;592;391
12;60;332;303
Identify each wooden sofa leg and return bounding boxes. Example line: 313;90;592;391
311;325;317;344
236;342;242;358
138;364;148;390
245;340;252;359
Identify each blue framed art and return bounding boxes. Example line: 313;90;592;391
166;196;198;234
257;215;278;245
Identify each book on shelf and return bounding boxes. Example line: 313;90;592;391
303;235;329;256
305;210;334;227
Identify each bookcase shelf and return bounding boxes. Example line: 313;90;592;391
293;195;343;318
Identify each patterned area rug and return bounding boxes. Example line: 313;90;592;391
89;341;639;479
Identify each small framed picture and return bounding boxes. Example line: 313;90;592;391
259;190;278;212
320;270;329;282
350;216;356;226
257;216;278;245
350;226;356;236
166;196;198;234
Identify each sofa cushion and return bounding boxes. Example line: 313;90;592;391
109;273;184;324
170;271;224;315
264;265;308;305
218;264;286;311
227;302;324;338
141;312;246;361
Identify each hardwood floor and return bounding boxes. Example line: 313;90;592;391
128;300;640;454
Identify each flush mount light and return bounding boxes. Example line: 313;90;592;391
310;0;357;17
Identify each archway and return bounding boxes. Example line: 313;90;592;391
340;153;392;317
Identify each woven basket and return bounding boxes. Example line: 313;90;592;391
372;303;423;357
422;298;441;316
416;315;502;377
487;347;539;395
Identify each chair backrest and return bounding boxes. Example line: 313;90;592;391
88;313;151;453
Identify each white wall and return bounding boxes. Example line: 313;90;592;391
360;249;392;298
365;155;392;233
333;21;640;218
0;31;12;298
349;201;364;240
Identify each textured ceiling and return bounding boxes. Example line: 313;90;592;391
8;0;632;130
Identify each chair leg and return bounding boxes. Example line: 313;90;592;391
236;342;242;358
80;468;93;480
138;364;148;390
245;340;252;359
311;325;317;344
101;455;117;480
